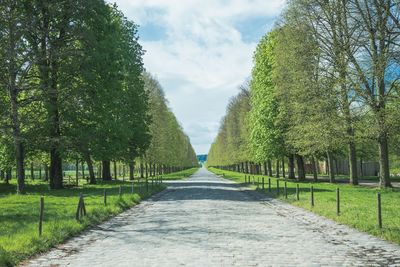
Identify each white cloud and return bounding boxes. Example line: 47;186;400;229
111;0;285;154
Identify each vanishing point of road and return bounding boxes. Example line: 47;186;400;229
25;168;400;266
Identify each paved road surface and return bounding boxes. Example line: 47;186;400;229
25;168;400;266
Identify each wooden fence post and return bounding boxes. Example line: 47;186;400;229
284;182;287;199
262;177;265;190
296;184;299;201
310;186;314;207
268;178;271;192
336;188;340;216
76;193;86;221
104;189;107;206
76;195;82;221
119;185;122;197
39;196;44;236
131;182;134;194
81;194;86;216
277;180;280;196
377;192;382;228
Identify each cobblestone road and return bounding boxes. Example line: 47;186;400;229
24;168;400;267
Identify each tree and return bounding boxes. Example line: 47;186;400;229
248;30;287;176
343;0;400;187
143;72;198;172
207;87;251;168
0;0;33;193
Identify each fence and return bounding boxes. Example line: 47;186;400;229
242;174;385;229
37;176;163;236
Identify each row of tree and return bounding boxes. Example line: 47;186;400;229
0;0;197;193
207;0;400;187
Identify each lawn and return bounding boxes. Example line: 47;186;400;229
0;177;165;267
161;167;199;180
209;167;400;245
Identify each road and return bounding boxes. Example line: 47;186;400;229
25;168;400;266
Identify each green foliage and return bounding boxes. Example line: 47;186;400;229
273;22;345;156
207;88;251;166
248;30;285;161
208;0;400;186
0;1;196;189
143;73;198;168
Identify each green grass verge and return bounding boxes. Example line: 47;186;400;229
209;167;400;245
313;173;400;182
161;167;199;180
0;179;166;267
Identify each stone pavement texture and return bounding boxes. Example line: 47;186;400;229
23;168;400;267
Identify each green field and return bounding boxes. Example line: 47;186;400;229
161;167;199;180
209;167;400;245
0;178;165;266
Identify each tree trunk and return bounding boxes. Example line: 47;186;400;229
275;160;280;178
335;159;339;177
85;154;96;184
311;156;318;182
378;132;391;187
360;158;364;179
15;142;25;193
7;7;25;193
75;159;79;186
267;159;273;176
288;154;295;179
113;161;117;180
30;162;34;180
263;161;268;175
348;141;358;185
296;155;306;181
48;60;63;189
129;162;134;180
140;162;144;178
326;151;335;183
102;160;111;181
44;165;49;181
81;162;85;179
50;150;63;189
5;168;12;185
281;157;285;178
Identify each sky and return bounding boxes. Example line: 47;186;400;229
112;0;286;154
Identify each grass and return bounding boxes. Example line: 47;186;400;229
315;173;400;182
209;167;400;245
161;167;199;180
0;177;166;267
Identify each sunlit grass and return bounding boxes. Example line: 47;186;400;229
209;167;400;245
0;178;165;266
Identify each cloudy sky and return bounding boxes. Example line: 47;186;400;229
112;0;286;154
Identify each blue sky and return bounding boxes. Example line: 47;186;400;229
111;0;286;154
